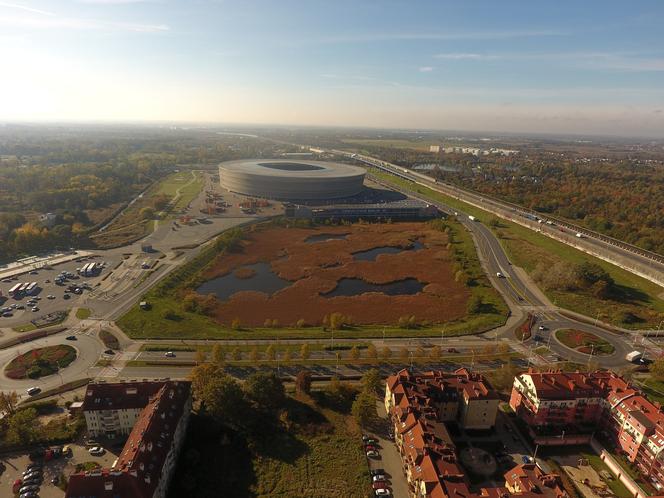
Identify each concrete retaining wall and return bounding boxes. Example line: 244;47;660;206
590;438;648;498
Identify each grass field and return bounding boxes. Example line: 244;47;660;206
369;168;664;329
75;308;91;319
169;396;371;498
92;170;205;248
555;329;615;355
341;138;436;151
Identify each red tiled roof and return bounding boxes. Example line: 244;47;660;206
66;380;191;498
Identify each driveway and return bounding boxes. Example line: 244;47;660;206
371;400;410;498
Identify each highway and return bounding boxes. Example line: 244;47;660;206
337;150;664;288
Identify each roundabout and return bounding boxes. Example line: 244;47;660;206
5;344;77;379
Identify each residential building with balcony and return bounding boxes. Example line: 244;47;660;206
510;370;664;491
385;368;567;498
66;380;192;498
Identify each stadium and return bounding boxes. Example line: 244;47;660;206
218;159;366;200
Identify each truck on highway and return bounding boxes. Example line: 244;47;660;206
575;233;584;238
625;351;643;363
468;215;476;221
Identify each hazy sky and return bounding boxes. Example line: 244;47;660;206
1;0;664;136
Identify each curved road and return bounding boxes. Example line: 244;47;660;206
365;172;637;369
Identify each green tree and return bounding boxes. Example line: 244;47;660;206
651;358;664;381
231;347;241;361
6;408;38;444
195;348;207;365
351;390;378;428
362;368;382;394
245;371;286;410
380;346;392;360
467;295;483;314
249;347;259;363
201;374;247;427
0;391;18;416
366;343;377;360
139;206;155;220
282;349;292;364
350;346;361;361
300;343;310;361
211;344;224;365
266;344;276;361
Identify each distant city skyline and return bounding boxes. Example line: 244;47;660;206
1;0;663;137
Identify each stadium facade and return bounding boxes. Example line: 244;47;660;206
218;159;366;200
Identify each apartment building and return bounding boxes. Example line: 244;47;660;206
66;380;192;498
510;370;664;491
385;368;500;431
385;368;566;498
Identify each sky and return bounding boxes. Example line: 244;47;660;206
1;0;664;137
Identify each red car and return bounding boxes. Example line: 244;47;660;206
373;481;389;490
12;479;22;493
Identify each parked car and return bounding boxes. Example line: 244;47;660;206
373;481;389;490
375;489;392;496
31;307;39;312
366;450;379;458
63;294;71;299
372;475;387;482
89;446;105;456
104;349;115;355
47;294;55;299
370;469;385;476
447;347;459;353
66;335;77;341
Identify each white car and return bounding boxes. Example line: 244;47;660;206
26;386;40;396
372;475;387;482
47;294;55;299
164;351;176;358
31;307;39;312
496;272;504;278
538;326;547;331
375;490;392;496
88;446;105;456
366;450;379;457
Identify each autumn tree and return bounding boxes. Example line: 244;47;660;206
245;371;286;410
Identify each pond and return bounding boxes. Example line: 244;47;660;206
305;233;350;244
323;277;424;297
352;240;424;261
196;262;290;300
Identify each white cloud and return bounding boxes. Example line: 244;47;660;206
0;13;169;31
311;29;567;45
434;53;500;60
0;1;54;16
419;66;433;72
78;0;155;4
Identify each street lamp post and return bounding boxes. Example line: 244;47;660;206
587;344;595;370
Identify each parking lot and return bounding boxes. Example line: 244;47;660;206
0;256;118;327
0;441;120;498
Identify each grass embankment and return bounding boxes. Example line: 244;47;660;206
99;329;120;349
169;394;372;498
5;345;77;379
555;329;615;355
370;168;664;329
92;170;205;248
118;218;508;340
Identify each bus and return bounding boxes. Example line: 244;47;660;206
18;282;29;293
25;282;38;295
8;283;22;297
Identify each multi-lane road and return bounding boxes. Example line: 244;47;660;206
343;150;664;288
